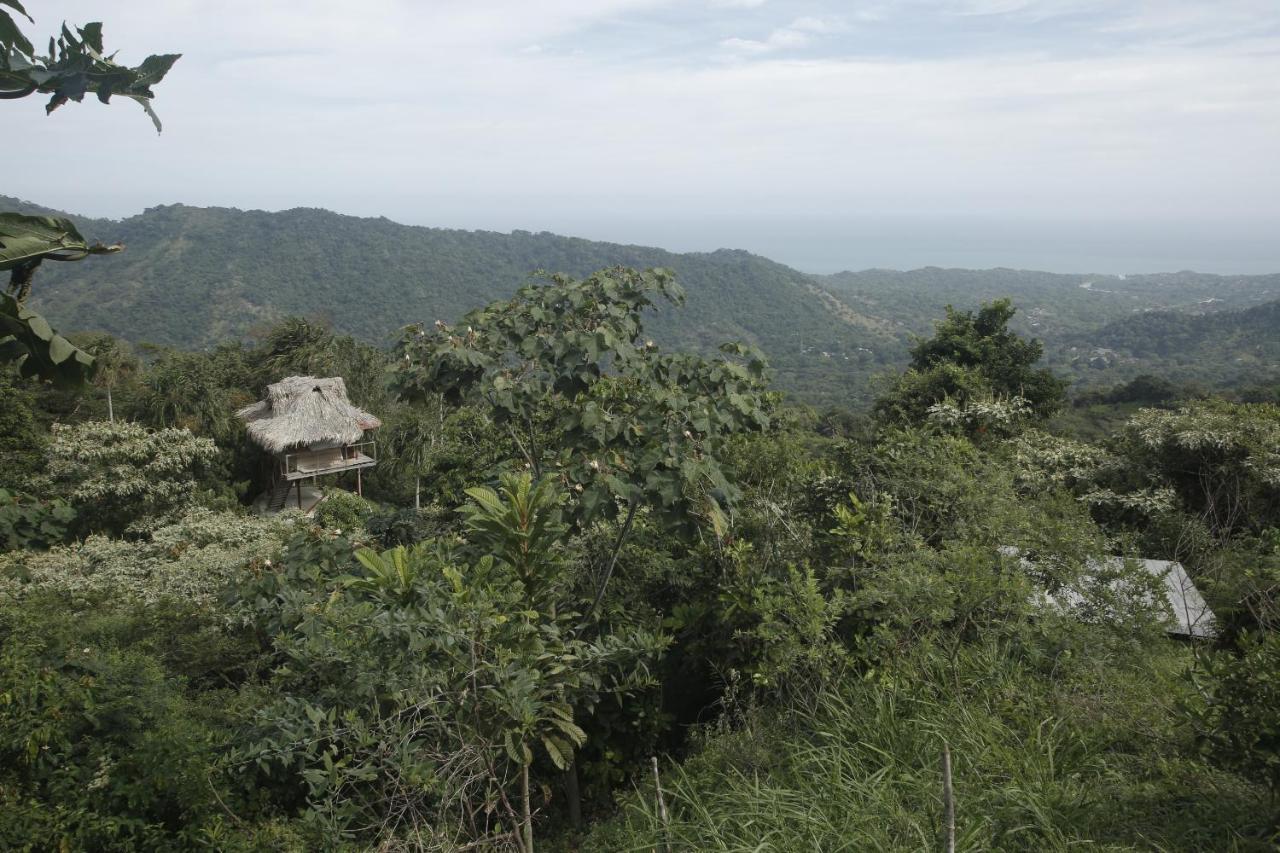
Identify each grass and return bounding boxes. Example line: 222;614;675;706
580;640;1274;852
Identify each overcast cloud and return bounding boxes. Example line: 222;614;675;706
7;1;1280;272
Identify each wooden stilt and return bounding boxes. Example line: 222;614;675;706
357;468;363;497
297;479;303;510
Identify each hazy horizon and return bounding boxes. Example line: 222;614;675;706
17;189;1280;278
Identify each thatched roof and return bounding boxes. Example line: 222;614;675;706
238;376;381;454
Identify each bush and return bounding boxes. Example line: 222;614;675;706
1195;631;1280;799
0;606;225;851
0;489;75;552
311;488;375;534
42;420;220;536
0;508;289;608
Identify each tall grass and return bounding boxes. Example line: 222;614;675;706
583;642;1272;851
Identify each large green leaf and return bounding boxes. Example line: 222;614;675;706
0;292;94;385
0;212;121;269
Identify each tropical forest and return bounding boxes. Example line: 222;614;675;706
3;4;1280;852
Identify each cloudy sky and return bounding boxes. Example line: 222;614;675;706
8;0;1280;272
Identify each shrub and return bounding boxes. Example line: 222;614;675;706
0;489;75;552
43;420;220;536
311;488;375;534
0;607;224;851
0;508;289;608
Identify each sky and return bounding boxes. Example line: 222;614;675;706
7;0;1280;274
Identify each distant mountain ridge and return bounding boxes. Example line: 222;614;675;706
5;195;1277;403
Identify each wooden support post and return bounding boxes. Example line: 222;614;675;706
942;743;955;853
297;479;303;510
357;467;363;497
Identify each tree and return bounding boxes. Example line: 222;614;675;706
384;401;444;510
254;316;390;409
44;420;218;536
875;299;1066;424
0;368;43;487
1;6;178;385
395;266;772;617
71;332;138;423
233;474;665;850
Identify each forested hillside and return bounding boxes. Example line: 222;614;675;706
819;267;1279;384
3;196;873;404
1051;300;1280;387
7;194;1278;405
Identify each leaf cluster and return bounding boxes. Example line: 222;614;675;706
1;6;179;132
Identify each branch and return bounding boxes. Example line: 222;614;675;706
583;500;639;622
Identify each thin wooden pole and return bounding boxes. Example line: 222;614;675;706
942;743;955;853
357;466;363;497
652;756;672;853
521;761;534;853
297;479;303;510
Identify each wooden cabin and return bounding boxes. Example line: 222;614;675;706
238;376;381;511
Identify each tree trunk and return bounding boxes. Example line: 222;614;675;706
106;385;114;424
522;761;535;853
415;475;421;510
564;761;582;829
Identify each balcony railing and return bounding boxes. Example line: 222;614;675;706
283;441;377;480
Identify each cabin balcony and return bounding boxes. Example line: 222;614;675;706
282;441;377;481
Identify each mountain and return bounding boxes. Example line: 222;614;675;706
1053;299;1280;387
6;194;1278;405
817;267;1279;343
4;195;879;405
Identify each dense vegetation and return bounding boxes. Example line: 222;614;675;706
6;193;1277;408
2;260;1278;849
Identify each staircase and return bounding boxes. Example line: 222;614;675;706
267;479;293;512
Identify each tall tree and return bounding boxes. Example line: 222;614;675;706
875;298;1066;424
395;266;772;617
72;333;138;423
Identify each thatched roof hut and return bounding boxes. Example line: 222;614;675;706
238;376;381;454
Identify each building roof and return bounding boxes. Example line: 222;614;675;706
1001;547;1217;639
1134;557;1216;639
238;375;381;454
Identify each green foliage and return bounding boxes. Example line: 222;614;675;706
0;370;44;486
1114;401;1280;538
397;267;770;537
1195;631;1280;798
311;489;375;534
0;508;288;607
586;644;1272;851
876;299;1066;424
42;421;220;536
255;317;389;412
0;291;95;386
0;10;179;131
0;606;221;851
0;488;74;551
0;211;125;386
230;474;667;848
1;232;1278;849
363;505;442;547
